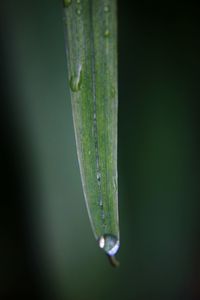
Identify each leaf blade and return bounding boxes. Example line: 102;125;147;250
63;0;119;256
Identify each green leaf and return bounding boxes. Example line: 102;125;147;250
63;0;119;260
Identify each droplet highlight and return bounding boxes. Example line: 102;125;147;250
99;234;120;256
69;65;82;92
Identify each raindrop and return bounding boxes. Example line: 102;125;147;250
101;210;105;219
63;0;72;8
98;234;120;256
104;29;110;37
104;5;109;13
113;176;117;192
97;171;101;183
76;8;81;15
111;86;116;97
69;65;82;92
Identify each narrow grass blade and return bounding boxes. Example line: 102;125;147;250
63;0;119;259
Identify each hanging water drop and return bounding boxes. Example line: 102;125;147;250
98;234;120;256
63;0;72;8
69;65;82;92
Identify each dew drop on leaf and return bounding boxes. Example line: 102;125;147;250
97;171;101;182
113;176;117;192
63;0;72;8
104;5;109;13
111;86;116;97
104;29;110;37
69;65;82;92
76;8;81;16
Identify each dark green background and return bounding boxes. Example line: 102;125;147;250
0;1;200;299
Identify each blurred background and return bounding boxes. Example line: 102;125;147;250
0;0;200;299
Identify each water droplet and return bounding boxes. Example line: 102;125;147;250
97;171;101;183
76;8;81;15
69;65;82;92
63;0;72;8
113;176;117;191
104;5;109;12
99;198;103;206
98;234;120;256
104;29;110;37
